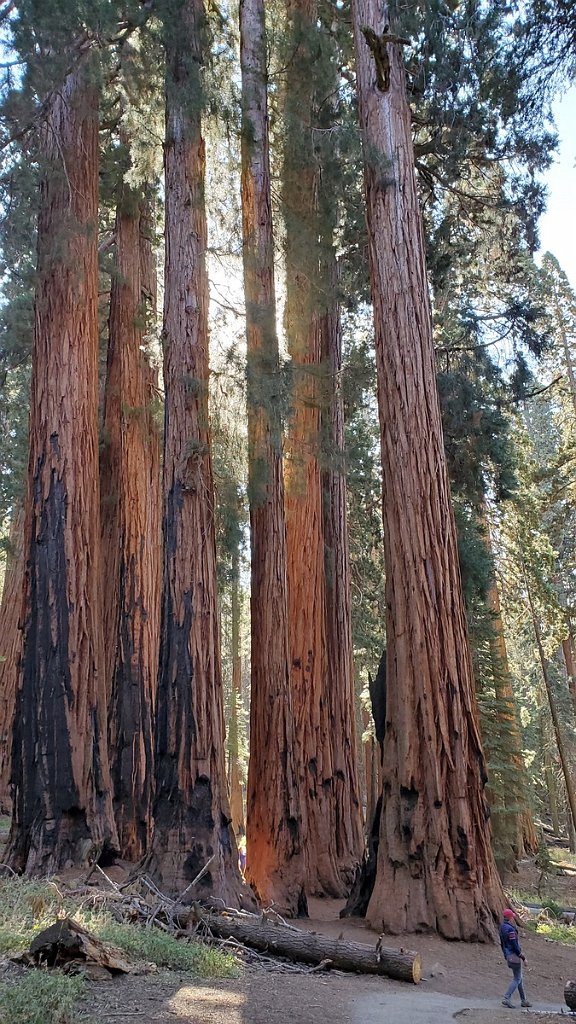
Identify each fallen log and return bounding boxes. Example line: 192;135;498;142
196;909;421;983
29;918;131;975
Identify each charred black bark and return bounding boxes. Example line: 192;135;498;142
368;648;387;749
8;466;110;871
340;794;382;918
109;552;155;857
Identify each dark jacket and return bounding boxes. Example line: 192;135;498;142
499;920;523;960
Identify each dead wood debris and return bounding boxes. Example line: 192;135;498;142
40;865;407;978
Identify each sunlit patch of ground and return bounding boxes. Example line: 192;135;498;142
168;983;245;1023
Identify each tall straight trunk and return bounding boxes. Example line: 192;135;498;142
351;0;503;939
240;0;306;915
7;62;117;872
562;635;576;711
228;559;244;835
151;0;245;904
542;718;560;838
283;0;342;899
483;522;537;858
320;258;363;882
525;574;576;838
100;189;161;861
0;507;25;814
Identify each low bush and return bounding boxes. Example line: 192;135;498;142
0;970;88;1024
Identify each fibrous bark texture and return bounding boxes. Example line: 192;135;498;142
7;62;117;872
483;520;537;861
227;566;244;836
240;0;307;915
283;0;342;899
351;0;504;939
151;0;247;905
100;192;161;861
320;257;364;885
0;507;24;814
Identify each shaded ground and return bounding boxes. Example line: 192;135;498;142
73;891;576;1023
2;846;576;1022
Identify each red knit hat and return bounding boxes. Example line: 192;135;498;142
503;908;516;919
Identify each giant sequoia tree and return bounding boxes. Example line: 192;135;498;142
150;0;245;904
240;0;307;915
100;185;161;861
7;58;118;871
351;0;504;939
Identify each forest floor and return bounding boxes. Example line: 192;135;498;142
67;890;576;1024
25;885;575;1024
2;835;576;1024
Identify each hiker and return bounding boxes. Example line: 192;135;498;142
500;908;532;1008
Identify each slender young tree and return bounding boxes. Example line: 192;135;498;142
227;558;244;836
150;0;245;903
100;184;161;860
351;0;504;939
7;59;118;871
240;0;307;915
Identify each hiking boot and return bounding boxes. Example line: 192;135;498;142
502;998;516;1008
521;1001;532;1007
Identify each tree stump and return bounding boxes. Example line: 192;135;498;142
29;918;131;974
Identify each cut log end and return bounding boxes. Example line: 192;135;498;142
412;955;422;984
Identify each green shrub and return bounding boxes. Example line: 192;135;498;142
540;897;563;919
0;879;238;978
0;971;88;1024
86;916;238;977
0;879;71;954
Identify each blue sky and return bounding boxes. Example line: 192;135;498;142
537;86;576;290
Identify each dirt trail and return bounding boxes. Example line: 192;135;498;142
82;896;575;1024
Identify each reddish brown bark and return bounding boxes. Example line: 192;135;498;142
283;0;343;899
351;0;504;939
100;191;161;861
320;264;364;882
240;0;306;915
562;635;576;711
150;0;246;905
7;62;118;872
484;552;537;859
227;563;244;835
0;507;25;814
525;575;576;839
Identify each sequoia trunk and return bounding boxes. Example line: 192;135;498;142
150;0;246;904
227;564;244;836
319;214;363;885
484;527;537;860
240;0;307;915
283;0;342;898
100;191;161;860
351;0;504;939
0;507;24;814
7;62;117;872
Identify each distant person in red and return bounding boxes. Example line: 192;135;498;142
500;908;532;1008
